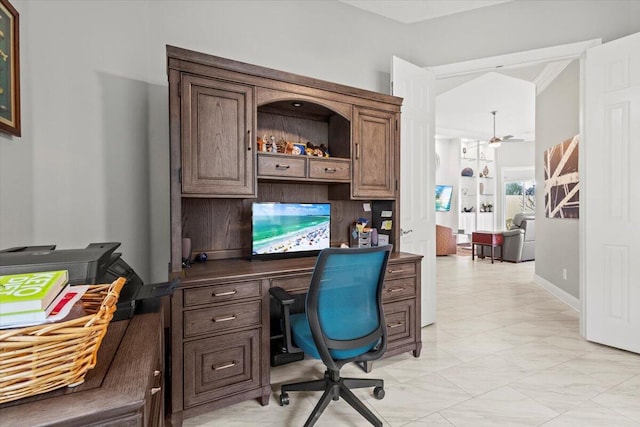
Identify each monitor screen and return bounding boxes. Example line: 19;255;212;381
435;185;454;212
251;202;331;259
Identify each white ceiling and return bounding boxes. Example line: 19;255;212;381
436;72;536;141
340;0;512;24
341;0;573;143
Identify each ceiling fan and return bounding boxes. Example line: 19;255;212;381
487;111;524;147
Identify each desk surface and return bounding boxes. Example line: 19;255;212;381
0;312;161;426
177;252;423;285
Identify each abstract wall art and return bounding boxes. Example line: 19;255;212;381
544;134;579;218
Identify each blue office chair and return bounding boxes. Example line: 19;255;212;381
269;245;392;427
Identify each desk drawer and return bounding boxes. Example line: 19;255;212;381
258;154;306;178
382;277;416;302
183;280;261;307
383;299;415;346
184;301;261;337
308;158;350;181
385;262;416;280
183;329;261;408
271;274;312;294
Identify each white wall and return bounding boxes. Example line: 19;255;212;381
435;138;459;230
1;1;638;282
536;60;580;298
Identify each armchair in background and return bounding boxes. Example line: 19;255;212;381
269;245;392;427
436;225;457;256
477;213;535;262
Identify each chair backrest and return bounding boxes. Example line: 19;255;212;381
306;245;392;367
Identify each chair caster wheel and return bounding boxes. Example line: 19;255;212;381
373;386;385;399
279;393;290;406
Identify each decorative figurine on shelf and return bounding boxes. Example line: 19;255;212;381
270;135;277;153
262;135;269;152
480;151;486;160
483;165;490;177
462;147;467;158
461;167;473;177
285;141;294;154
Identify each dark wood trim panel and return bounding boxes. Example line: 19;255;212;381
167;45;402;108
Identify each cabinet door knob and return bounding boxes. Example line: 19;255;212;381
154;370;161;377
387;322;404;329
386;287;404;293
247;129;252;151
151;387;162;395
275;164;290;170
324;167;336;173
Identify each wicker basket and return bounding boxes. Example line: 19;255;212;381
0;277;125;404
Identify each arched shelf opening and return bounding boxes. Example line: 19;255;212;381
257;99;351;160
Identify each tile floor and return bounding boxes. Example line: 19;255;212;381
184;255;640;426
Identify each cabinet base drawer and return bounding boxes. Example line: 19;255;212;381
382;277;416;302
184;281;261;307
184;301;261;337
184;329;261;408
383;299;415;347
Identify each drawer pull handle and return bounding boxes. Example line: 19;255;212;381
212;315;237;323
275;164;290;170
213;361;237;371
387;322;404;329
386;287;404;293
324;167;336;173
151;387;162;395
154;370;161;377
387;269;403;274
213;290;237;297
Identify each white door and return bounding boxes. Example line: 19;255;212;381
583;32;640;353
392;57;436;326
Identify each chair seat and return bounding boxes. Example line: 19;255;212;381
290;313;376;360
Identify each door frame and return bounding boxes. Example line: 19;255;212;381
426;38;601;335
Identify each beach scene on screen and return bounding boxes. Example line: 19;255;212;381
252;203;330;254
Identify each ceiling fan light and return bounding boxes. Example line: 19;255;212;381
488;138;501;148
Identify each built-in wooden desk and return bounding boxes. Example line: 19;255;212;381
169;252;423;425
0;311;164;426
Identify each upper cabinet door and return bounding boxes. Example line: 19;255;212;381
181;75;256;197
352;107;396;199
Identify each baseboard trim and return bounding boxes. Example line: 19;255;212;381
534;274;580;312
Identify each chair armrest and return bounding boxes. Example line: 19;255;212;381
503;229;524;237
269;286;295;305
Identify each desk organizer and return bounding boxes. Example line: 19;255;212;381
0;277;125;403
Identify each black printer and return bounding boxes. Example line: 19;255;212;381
0;242;175;321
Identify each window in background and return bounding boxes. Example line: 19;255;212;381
505;180;535;228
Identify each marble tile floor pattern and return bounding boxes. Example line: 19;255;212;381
184;255;640;426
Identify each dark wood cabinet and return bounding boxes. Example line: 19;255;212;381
170;254;421;424
180;75;255;197
166;45;420;425
352;107;397;199
0;312;164;427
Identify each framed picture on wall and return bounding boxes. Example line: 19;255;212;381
0;0;20;137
